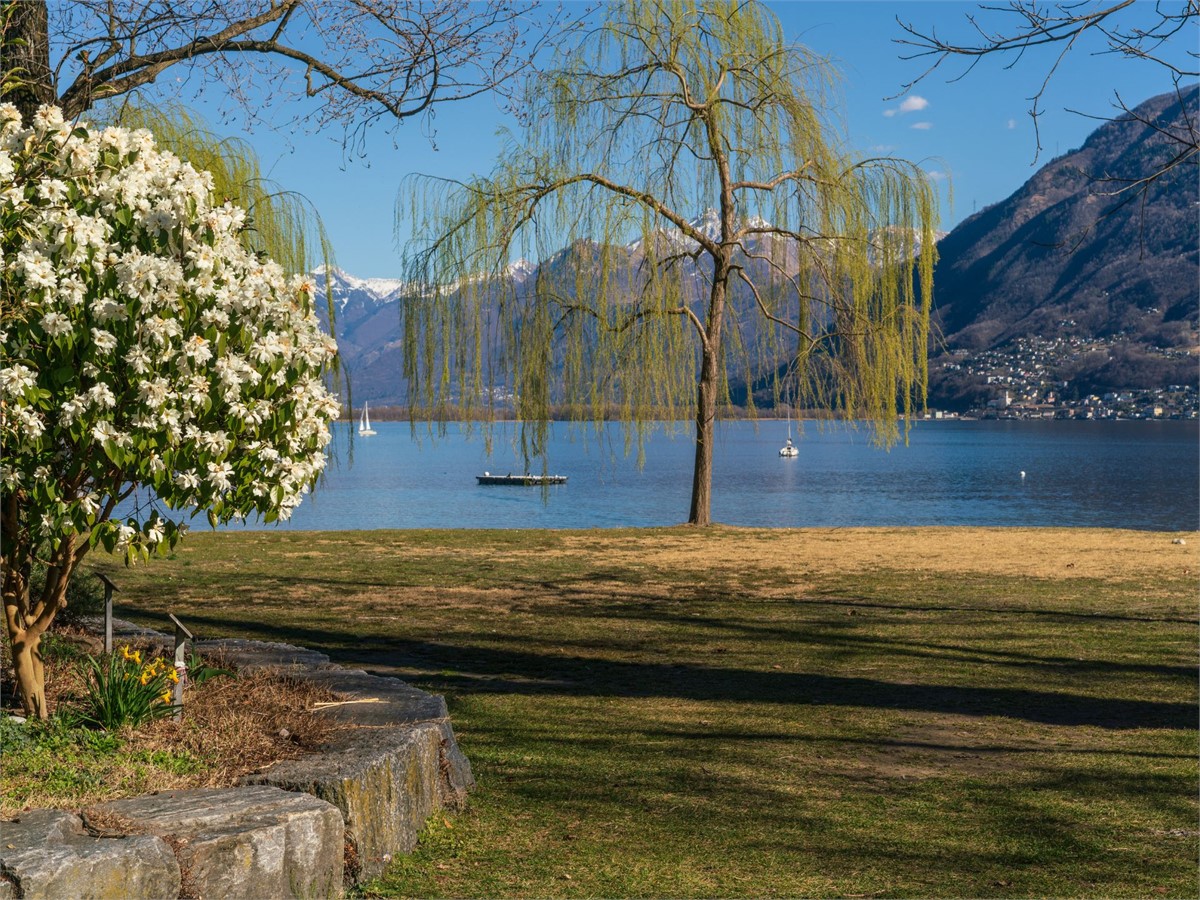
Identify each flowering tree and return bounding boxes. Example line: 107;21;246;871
0;105;341;718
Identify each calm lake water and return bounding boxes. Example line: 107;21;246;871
235;419;1198;532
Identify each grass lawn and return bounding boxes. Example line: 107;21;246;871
93;527;1198;898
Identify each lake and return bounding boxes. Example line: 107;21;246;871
237;419;1198;532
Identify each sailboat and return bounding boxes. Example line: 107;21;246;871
779;405;799;457
358;403;377;436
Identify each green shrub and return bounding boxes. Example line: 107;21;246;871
0;714;32;753
38;631;89;665
29;565;106;627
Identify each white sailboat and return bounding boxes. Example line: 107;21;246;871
779;406;798;457
358;403;377;436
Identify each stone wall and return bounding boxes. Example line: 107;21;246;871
0;627;474;898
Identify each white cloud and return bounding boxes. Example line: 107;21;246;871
884;94;931;119
1006;118;1017;129
925;169;948;182
911;121;933;131
868;144;896;154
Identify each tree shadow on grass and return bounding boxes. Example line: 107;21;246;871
503;598;1198;681
509;570;1197;625
140;609;1196;731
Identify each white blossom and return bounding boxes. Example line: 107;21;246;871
183;335;213;365
89;297;127;323
174;470;200;491
145;519;165;546
137;377;170;407
90;328;117;354
17;250;56;290
36;179;68;203
85;383;116;408
207;460;233;493
40;311;72;336
125;345;151;374
114;523;136;552
0;364;36;396
59;395;86;425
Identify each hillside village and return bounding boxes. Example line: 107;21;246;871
931;333;1197;420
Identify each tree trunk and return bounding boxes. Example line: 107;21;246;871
3;532;75;720
688;343;719;526
2;0;55;123
10;632;47;720
687;269;729;526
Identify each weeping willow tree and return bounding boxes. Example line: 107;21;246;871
403;0;938;526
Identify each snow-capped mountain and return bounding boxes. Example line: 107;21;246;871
506;258;536;282
625;208;774;254
311;265;409;307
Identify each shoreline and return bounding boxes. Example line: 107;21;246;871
335;414;1200;423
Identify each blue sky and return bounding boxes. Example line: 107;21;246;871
163;1;1195;278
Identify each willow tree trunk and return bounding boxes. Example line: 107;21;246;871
688;343;719;526
687;266;730;526
2;0;55;122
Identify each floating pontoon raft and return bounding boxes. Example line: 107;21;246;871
476;472;568;486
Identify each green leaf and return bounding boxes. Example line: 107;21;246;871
101;440;124;467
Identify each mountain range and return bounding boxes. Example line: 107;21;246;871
319;87;1198;409
932;86;1197;350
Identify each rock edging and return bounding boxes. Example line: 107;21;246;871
202;637;475;882
0;623;474;897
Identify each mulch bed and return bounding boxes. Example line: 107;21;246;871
1;624;350;813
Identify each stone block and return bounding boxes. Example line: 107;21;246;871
247;722;442;883
292;667;450;724
194;638;334;672
289;667;474;806
434;719;475;809
90;785;343;899
47;628;476;889
0;808;180;900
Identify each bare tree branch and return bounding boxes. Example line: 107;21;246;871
5;0;583;150
894;0;1197;176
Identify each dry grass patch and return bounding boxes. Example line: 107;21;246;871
557;527;1200;581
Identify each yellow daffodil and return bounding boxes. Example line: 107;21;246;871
160;691;173;705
